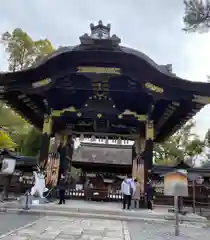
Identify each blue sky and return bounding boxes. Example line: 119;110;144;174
1;0;210;139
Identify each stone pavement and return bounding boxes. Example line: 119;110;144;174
127;221;210;240
0;212;43;236
1;215;210;240
0;216;130;240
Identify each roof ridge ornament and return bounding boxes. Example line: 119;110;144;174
90;20;111;39
79;20;121;47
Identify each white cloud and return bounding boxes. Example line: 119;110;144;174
1;0;210;138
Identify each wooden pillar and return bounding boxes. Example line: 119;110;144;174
58;134;74;178
66;135;74;174
133;137;145;193
132;137;141;180
58;135;67;178
144;120;154;193
39;114;52;168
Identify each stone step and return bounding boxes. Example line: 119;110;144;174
1;201;208;224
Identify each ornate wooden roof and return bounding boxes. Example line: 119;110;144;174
72;142;132;165
1;21;210;141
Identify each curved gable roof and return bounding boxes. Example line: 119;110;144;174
1;42;210;96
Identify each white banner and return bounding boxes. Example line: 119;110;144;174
1;158;16;174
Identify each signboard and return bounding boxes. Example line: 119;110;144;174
1;158;16;174
77;67;121;75
164;170;188;197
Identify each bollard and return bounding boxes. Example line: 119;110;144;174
174;196;180;236
23;191;30;210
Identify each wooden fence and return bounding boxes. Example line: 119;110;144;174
1;181;210;207
61;185;210;206
64;188;123;201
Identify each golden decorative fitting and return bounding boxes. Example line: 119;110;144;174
144;82;163;93
146;120;154;140
77;66;121;75
192;95;210;104
121;109;147;121
97;113;102;118
42;115;52;134
51;106;77;117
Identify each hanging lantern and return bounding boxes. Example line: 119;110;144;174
117;137;122;145
196;176;204;184
79;134;84;142
91;135;96;142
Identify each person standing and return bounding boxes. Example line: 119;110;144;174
121;175;136;210
145;179;153;211
84;179;91;201
132;179;141;208
58;175;66;204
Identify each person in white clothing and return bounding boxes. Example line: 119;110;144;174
121;175;136;210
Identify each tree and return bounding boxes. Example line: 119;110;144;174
185;138;205;166
1;28;54;71
21;128;41;157
0;129;16;150
0;103;29;151
2;28;35;71
0;28;54;152
183;0;210;32
33;39;54;63
154;140;184;165
154;120;204;166
0;28;54;200
204;128;210;146
201;128;210;165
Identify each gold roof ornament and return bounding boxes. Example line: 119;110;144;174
79;20;121;47
51;106;77;117
121;110;147;121
192;95;210;104
144;82;164;93
32;78;52;88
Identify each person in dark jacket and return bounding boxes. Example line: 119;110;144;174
145;179;153;211
84;179;90;201
58;175;66;204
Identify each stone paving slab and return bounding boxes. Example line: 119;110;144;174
1;214;210;240
0;216;130;240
